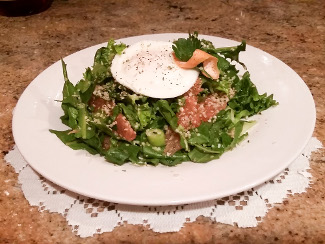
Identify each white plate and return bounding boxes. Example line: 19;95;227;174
12;33;316;206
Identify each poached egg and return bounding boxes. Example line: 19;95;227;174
111;40;199;99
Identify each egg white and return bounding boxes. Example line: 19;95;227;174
111;40;199;99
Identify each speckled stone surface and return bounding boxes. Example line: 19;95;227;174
1;0;325;243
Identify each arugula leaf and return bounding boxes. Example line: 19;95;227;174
61;59;70;84
142;146;189;161
105;147;129;165
113;42;127;54
61;60;81;107
67;107;78;129
50;130;98;155
188;122;211;145
49;129;76;143
203;40;247;68
220;132;233;148
193;144;223;154
159;158;186;166
155;100;178;130
229;72;278;116
60;104;70;126
188;148;220;163
93;39;126;80
118;103;139;130
200;74;233;96
146;116;166;130
66;141;98;155
76;68;93;93
122;144;141;163
76;68;96;104
105;143;141;165
83;135;102;152
172;32;201;61
137;103;154;129
227;121;247;150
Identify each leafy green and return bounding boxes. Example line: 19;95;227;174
49;130;98;155
93;39;126;79
229;72;278;116
203;40;247;68
105;143;140;165
155;100;178;130
142;146;189;165
172;31;201;61
61;60;81;107
137;103;154;129
118;103;139;130
76;68;96;104
188;148;220;163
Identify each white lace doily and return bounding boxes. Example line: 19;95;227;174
4;137;322;238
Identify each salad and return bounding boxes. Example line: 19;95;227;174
50;32;277;166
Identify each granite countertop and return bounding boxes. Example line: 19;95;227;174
1;0;324;243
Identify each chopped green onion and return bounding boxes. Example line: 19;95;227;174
146;129;165;147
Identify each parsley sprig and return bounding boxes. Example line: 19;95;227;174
172;31;201;61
